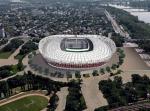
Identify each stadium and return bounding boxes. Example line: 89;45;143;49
39;35;116;70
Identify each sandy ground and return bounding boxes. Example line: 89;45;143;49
13;47;150;111
56;87;68;111
101;51;119;69
114;70;150;84
81;75;109;111
22;52;30;71
81;70;150;111
81;47;150;111
1;47;150;111
120;47;150;70
22;49;40;72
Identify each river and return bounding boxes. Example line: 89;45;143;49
109;4;150;24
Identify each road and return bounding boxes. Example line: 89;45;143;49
105;10;130;39
56;87;68;111
81;76;109;111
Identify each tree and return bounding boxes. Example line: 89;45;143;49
114;76;122;87
18;41;38;56
111;64;117;70
75;70;81;78
132;74;142;84
106;66;111;73
100;68;105;74
116;70;123;75
66;71;72;78
111;34;124;47
32;51;36;56
92;70;99;76
98;74;150;109
119;53;125;59
28;54;33;59
65;80;86;111
0;81;9;98
17;60;24;71
44;68;49;75
2;39;24;52
125;87;138;103
118;58;124;66
47;93;59;111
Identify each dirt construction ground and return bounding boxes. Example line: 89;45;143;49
120;47;150;71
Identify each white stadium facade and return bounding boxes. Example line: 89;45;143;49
39;35;116;70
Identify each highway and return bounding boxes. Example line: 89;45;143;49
105;10;131;39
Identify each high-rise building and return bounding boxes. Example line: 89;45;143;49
0;23;6;38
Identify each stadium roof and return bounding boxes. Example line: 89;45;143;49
39;35;116;65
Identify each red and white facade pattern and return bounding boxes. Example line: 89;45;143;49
39;35;116;70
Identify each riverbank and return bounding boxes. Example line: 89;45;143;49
106;6;150;39
109;4;150;24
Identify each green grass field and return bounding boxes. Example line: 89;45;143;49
0;51;12;59
0;95;48;111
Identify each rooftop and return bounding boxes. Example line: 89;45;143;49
61;38;93;52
